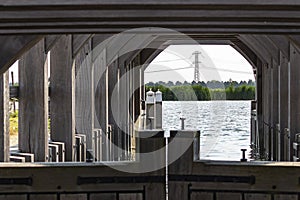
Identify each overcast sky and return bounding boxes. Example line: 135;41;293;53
144;45;255;83
9;44;255;84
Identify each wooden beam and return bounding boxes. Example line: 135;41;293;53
50;35;75;162
289;44;300;161
75;40;93;150
0;35;43;74
72;34;93;58
44;35;61;53
19;40;48;162
0;71;9;162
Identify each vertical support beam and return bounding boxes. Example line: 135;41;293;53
50;35;75;162
94;49;107;160
75;40;93;149
0;71;9;162
262;63;270;160
107;57;119;161
119;63;127;160
272;58;279;161
256;59;264;159
278;51;289;161
19;40;48;162
289;44;300;161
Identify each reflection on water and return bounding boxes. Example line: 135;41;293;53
163;101;251;161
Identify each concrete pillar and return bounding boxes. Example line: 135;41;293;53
0;71;9;162
278;51;289;161
94;49;108;160
19;40;48;162
50;35;75;162
289;44;300;161
75;40;94;149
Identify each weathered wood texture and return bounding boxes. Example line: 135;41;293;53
278;51;289;161
19;40;48;162
75;40;93;149
94;49;108;160
50;35;75;161
0;71;9;162
72;34;93;58
289;44;300;161
271;59;279;161
0;35;43;74
107;57;119;161
90;193;116;200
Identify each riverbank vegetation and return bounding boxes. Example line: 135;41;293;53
146;80;255;101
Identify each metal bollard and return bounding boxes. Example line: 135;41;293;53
180;117;186;130
241;149;247;162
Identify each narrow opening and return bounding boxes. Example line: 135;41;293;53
145;44;255;161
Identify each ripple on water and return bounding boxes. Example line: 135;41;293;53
163;100;251;161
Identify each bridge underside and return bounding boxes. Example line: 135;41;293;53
0;1;300;200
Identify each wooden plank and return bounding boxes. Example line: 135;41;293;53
50;35;75;162
217;192;242;200
0;195;27;200
94;49;107;160
30;194;56;200
44;35;61;53
274;194;298;200
0;35;43;74
75;40;93;149
278;51;289;160
245;194;271;200
288;44;300;161
107;57;119;161
191;192;213;200
60;194;87;200
0;71;9;162
119;193;143;200
19;39;48;162
90;193;116;200
72;34;93;58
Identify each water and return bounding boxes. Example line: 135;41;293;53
162;100;251;161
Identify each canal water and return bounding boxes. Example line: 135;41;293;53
163;100;251;161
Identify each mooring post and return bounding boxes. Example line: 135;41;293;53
0;71;9;162
19;40;48;162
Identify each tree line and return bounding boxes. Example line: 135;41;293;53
145;81;255;101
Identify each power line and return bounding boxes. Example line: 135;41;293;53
145;65;193;73
151;58;189;63
145;64;253;74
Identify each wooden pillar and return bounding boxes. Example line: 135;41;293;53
0;71;9;162
75;41;93;149
50;35;75;162
278;51;289;161
19;40;48;162
256;59;265;159
271;59;279;161
262;63;270;160
289;44;300;161
119;63;128;160
94;49;107;160
107;57;120;161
